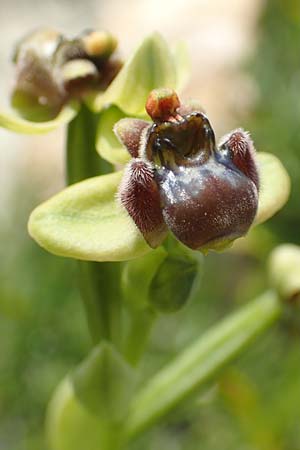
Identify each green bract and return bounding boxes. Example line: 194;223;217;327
47;377;123;450
0;100;79;134
28;152;290;262
72;342;136;420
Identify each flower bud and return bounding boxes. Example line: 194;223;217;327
12;28;121;116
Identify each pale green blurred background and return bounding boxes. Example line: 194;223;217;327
0;0;300;449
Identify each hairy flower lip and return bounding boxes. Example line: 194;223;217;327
117;89;260;251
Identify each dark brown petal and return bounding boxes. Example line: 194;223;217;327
119;159;168;248
155;158;258;250
114;118;151;158
218;129;259;189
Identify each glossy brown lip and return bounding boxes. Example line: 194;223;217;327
116;89;259;251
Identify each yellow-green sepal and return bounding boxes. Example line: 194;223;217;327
28;171;151;262
87;33;178;115
0;100;79;134
254;152;291;225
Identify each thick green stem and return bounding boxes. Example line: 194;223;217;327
124;308;157;366
66;104;121;346
125;290;282;439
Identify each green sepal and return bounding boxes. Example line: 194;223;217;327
173;40;190;91
254;152;291;225
87;33;178;115
96;105;131;165
28;170;150;262
72;342;136;421
46;377;124;450
0;100;79;134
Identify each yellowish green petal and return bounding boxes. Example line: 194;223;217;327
173;41;190;91
28;171;150;262
254;152;291;225
0;100;79;134
88;33;177;115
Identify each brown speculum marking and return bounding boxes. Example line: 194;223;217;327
116;89;259;251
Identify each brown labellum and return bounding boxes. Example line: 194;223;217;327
116;89;259;252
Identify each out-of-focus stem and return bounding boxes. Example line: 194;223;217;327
124;308;157;366
66;104;121;346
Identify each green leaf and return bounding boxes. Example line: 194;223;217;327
47;377;124;450
255;152;291;225
0;100;79;134
96;105;131;165
28;170;151;262
72;342;136;420
88;33;177;115
125;291;282;438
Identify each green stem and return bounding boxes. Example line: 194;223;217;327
124;308;157;366
77;261;121;345
66;104;121;346
125;290;282;439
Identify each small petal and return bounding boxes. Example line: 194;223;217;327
254;152;291;225
114;117;150;158
88;33;177;114
28;171;151;261
119;159;168;248
0;100;79;134
218;129;259;188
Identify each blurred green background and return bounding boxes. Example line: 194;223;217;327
0;0;300;449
